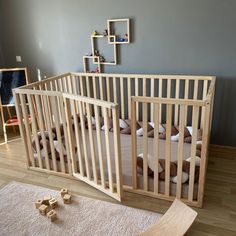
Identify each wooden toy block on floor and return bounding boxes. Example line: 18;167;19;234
47;210;57;222
42;195;52;205
63;194;72;204
39;204;49;215
49;198;58;209
35;199;43;209
60;188;68;197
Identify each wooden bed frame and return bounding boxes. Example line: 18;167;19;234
13;72;215;207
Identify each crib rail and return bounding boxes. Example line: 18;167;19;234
63;93;122;201
129;94;213;207
14;72;215;206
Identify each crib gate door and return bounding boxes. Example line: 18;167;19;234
64;95;123;202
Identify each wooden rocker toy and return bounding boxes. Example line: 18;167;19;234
141;199;197;236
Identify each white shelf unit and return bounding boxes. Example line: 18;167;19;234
107;18;130;44
90;35;117;65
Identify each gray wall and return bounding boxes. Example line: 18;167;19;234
0;0;236;146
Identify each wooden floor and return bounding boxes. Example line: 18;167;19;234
0;136;236;236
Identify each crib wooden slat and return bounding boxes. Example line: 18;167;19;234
92;76;97;99
27;94;41;168
142;102;148;191
20;94;36;167
150;78;155;122
131;99;137;189
153;103;160;194
35;94;50;170
184;80;189;99
120;77;125;119
42;95;57;171
188;106;199;201
103;107;114;192
13;93;31;167
99;76;104;100
51;96;66;173
174;79;180;125
71;100;84;175
94;105;106;188
201;80;208;128
78;101;91;180
176;105;186;198
198;102;211;205
113;77;117;103
193;80;198;100
106;77;111;117
59;96;72;175
159;79;163;121
112;108;123;198
86;103;98;184
67;75;73;94
64;98;77;174
135;77;139;119
167;79;171;98
128;77;131;119
86;76;91;97
165;104;172;196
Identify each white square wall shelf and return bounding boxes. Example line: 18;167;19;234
91;35;117;65
107;18;130;44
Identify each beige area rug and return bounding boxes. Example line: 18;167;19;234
0;182;162;236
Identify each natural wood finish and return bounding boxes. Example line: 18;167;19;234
13;72;215;206
153;103;160;194
103;107;114;192
140;199;197;236
176;105;186;198
142;102;148;191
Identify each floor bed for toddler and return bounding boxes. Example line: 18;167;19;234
13;72;215;207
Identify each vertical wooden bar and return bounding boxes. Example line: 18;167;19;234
120;77;125;119
34;95;50;170
165;104;172;196
13;92;31;167
59;96;72;175
176;105;186;198
159;78;163;121
142;102;148;191
113;77;117;103
86;103;98;184
42;95;57;171
174;79;180;125
112;107;123;198
70;100;84;175
188;106;199;201
99;76;104;100
201;80;208;128
167;79;171;98
153;103;160;194
135;77;139;119
19;94;36;167
86;76;91;97
197;103;211;206
106;77;111;117
128;77;131;119
150;78;155;122
51;96;66;173
184;80;189;124
103;107;114;192
94;105;106;187
193;80;198;100
78;101;91;179
27;94;42;168
131;98;137;189
92;76;97;99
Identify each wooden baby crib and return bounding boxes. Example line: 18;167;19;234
13;72;215;207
